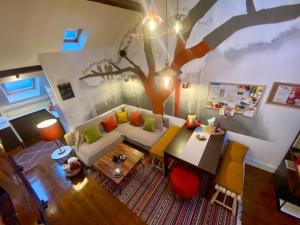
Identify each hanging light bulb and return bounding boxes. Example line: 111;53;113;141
174;19;182;34
163;76;171;88
148;17;157;31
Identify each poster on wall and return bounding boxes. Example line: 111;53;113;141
267;82;300;108
57;82;75;101
206;82;265;118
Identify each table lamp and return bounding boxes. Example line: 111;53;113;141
37;119;65;154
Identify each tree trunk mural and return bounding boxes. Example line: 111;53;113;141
80;0;300;116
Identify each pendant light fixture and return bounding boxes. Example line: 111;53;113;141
167;0;190;34
156;0;182;78
142;0;163;38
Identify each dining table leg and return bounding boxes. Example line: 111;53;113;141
164;152;169;176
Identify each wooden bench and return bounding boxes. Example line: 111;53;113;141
150;125;181;172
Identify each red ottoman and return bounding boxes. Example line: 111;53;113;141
170;166;200;198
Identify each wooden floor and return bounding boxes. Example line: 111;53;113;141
26;160;145;225
24;159;299;225
242;165;299;225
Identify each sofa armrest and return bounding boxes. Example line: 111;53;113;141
64;132;75;146
163;117;169;128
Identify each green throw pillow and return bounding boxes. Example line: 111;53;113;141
143;116;156;132
81;124;102;144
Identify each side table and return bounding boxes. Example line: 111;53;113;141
51;146;75;165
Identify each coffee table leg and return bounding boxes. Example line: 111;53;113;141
164;152;169;176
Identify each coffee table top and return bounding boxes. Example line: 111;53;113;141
93;143;144;184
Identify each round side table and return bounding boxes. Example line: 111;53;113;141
51;146;75;165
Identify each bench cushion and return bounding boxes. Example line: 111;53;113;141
150;125;181;158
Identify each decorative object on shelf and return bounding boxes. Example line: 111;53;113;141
207;82;265;118
285;159;296;171
185;114;201;129
207;117;216;127
37;119;65;154
113;167;122;177
57;82;75;101
62;157;81;177
267;82;300;109
215;122;221;132
48;102;54;111
112;154;123;164
219;106;235;118
196;133;206;141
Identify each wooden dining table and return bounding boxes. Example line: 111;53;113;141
164;125;226;195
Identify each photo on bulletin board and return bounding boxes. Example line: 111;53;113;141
206;82;265;118
267;82;300;109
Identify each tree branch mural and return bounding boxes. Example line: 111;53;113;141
80;1;300;116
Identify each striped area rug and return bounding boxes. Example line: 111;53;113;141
13;141;58;173
88;157;238;225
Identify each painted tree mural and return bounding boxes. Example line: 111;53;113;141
80;0;300;116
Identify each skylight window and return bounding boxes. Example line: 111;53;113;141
61;29;88;51
63;29;82;43
1;78;35;95
0;77;41;103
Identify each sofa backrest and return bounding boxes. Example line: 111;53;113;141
72;104;171;133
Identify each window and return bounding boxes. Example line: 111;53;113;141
1;78;35;95
63;29;82;43
61;29;88;52
0;77;41;103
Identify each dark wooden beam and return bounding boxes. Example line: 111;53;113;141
88;0;143;13
0;65;43;78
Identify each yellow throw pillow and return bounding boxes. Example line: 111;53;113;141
115;111;129;124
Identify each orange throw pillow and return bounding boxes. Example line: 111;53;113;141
101;115;118;132
130;111;143;126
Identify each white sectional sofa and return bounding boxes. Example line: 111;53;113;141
64;105;169;167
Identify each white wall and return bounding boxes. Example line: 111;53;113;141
39;48;123;130
190;30;300;172
0;0;139;70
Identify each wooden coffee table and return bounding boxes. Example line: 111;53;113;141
93;143;144;193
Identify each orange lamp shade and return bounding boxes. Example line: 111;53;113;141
36;119;64;141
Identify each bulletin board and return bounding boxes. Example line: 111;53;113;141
206;82;265;118
267;82;300;109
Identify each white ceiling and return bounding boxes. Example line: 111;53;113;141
0;0;140;71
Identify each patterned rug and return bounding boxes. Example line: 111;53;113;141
13;141;58;173
88;156;239;225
